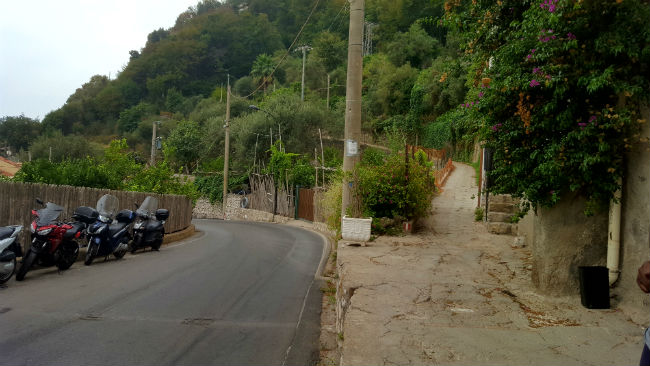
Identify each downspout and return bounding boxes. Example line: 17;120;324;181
607;179;622;286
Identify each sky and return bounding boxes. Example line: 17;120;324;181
0;0;200;121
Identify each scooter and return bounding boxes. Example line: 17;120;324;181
130;196;168;253
85;194;135;265
0;225;23;284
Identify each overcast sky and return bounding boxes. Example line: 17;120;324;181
0;0;200;120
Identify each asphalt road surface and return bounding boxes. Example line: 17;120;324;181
0;220;326;366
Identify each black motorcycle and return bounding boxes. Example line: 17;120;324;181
84;194;135;266
130;196;168;253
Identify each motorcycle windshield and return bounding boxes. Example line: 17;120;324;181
96;194;119;218
137;196;158;216
36;202;64;226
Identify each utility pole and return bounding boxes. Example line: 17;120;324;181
326;73;330;110
341;0;364;218
150;121;160;166
295;45;312;102
222;85;231;218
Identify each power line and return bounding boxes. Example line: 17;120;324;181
326;1;349;33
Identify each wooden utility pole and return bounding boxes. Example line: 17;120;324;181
341;0;364;218
222;85;231;218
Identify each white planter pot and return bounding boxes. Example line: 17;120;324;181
341;215;372;241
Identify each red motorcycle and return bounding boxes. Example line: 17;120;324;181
15;199;96;281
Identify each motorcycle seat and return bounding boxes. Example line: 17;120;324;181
0;226;14;240
109;222;129;237
63;222;86;239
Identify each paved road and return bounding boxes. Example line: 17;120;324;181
0;220;326;366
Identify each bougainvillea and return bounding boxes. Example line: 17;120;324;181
445;0;650;213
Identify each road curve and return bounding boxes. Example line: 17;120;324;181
0;219;325;366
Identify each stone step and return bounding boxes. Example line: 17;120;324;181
488;194;517;205
488;212;513;223
489;202;517;214
488;222;513;235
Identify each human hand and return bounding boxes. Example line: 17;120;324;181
637;261;650;293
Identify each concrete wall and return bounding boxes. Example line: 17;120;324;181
616;105;650;322
530;193;609;295
517;106;650;317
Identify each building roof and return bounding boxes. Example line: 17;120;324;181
0;157;21;177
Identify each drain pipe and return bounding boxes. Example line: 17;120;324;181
607;180;622;286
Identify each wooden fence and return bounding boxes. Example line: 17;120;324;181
248;174;294;217
0;181;193;249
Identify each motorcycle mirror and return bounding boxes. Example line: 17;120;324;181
35;198;44;205
134;203;139;209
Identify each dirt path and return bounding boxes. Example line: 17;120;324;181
334;162;643;366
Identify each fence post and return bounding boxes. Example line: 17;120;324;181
294;185;300;219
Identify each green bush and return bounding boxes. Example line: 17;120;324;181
356;150;435;226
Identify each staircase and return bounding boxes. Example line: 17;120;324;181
486;194;518;235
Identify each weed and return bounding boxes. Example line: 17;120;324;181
474;207;484;221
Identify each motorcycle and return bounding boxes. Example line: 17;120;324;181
16;199;95;281
130;196;168;253
0;225;23;284
85;194;135;265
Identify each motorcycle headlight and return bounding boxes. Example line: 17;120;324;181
38;227;53;235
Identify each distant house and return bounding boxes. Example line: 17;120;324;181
0;157;21;178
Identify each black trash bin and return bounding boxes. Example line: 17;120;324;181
579;266;610;309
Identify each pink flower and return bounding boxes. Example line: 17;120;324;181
567;32;576;40
478;91;484;98
533;67;541;74
530;79;541;87
540;0;558;12
589;115;597;123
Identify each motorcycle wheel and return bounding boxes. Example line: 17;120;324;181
84;244;98;266
113;249;127;259
57;244;79;270
151;236;163;251
16;249;37;281
0;257;16;284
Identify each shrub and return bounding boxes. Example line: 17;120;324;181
356;150;435;225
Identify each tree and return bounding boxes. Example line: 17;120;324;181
29;132;103;162
250;54;275;92
383;23;441;69
164;120;204;172
0;115;42;153
313;31;347;72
